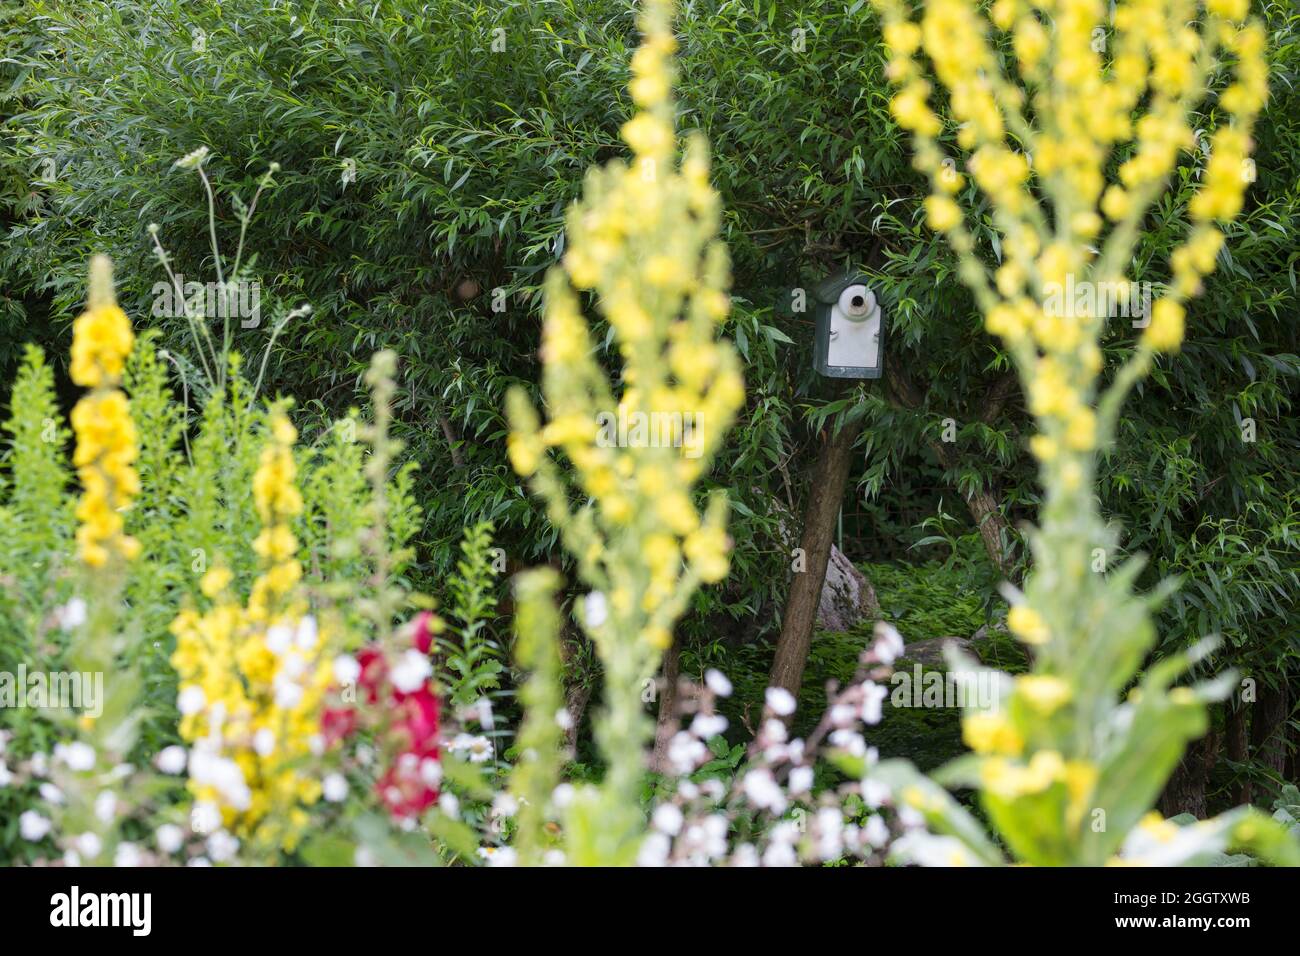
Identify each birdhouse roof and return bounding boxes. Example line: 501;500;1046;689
811;271;871;305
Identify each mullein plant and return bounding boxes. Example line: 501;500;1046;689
866;0;1299;864
169;407;334;857
506;0;744;864
28;256;155;865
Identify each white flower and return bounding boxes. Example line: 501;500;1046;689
765;686;797;716
156;745;187;775
19;811;52;841
864;814;889;848
323;773;348;803
583;591;608;627
892;831;976;867
438;793;460;819
253;728;276;757
491;793;519;819
762;841;798;867
555;707;574;731
54;741;95;772
114;842;142;867
815;807;844;861
741;768;787;814
636;831;671;867
29;751;48;776
551;783;575;810
177;685;206;716
354;847;377;867
873;622;905;664
761;718;788;744
94;790;117;823
829;729;866;757
485;846;517;867
700;814;729;858
898;804;925;829
732;843;759;867
278;650;308;680
0;730;8;754
651;802;684;836
155;824;184;855
474;698;495;730
264;624;293;655
295;616;319;650
187;856;213;867
57;598;88;630
690;712;728;739
206;830;239;863
39;782;64;805
174;146;210;169
273;678;304;710
862;778;889;809
63;850;82;868
829;703;857;728
420;758;443;788
667;731;707;774
332;654;361;686
788;765;814;795
390;649;433;694
704;669;733;697
861;683;888;725
190;801;221;835
543;849;567;866
0;763;11;787
449;733;493;763
75;832;102;859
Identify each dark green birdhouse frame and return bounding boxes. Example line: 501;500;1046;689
813;273;884;379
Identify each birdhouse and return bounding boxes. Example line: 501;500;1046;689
813;273;884;379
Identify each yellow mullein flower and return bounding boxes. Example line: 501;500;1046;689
1016;675;1073;715
1144;298;1186;351
962;711;1024;756
1007;605;1050;645
70;256;140;568
505;0;743;865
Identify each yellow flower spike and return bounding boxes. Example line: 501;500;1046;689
505;0;743;864
70;256;140;569
1207;0;1248;21
1016;675;1073;715
1007;605;1051;646
1029;434;1058;462
925;195;962;232
1144;298;1186;352
962;711;1025;756
1064;407;1097;451
684;524;730;583
200;566;233;598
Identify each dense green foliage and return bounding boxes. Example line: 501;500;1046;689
1;0;1296;813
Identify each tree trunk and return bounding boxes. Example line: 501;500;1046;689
558;630;592;751
1250;680;1290;795
1224;700;1251;806
1158;731;1219;819
768;414;863;699
651;634;683;773
885;364;1019;580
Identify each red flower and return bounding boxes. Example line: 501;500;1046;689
356;646;388;703
414;610;445;655
321;706;358;746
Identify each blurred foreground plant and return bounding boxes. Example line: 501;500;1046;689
867;0;1298;865
505;0;744;864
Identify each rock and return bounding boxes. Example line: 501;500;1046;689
900;636;981;667
816;544;880;632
